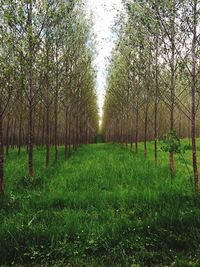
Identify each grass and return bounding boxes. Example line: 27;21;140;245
1;140;200;266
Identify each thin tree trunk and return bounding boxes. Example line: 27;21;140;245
0;110;4;194
64;108;68;159
54;43;59;161
28;0;34;177
154;38;159;164
54;82;58;161
188;119;191;145
75;116;79;150
18;113;22;155
144;103;148;158
45;108;50;169
68;119;71;156
12;118;17;149
135;107;139;154
42;114;45;147
169;5;175;177
28;100;34;176
36;112;41;149
6;114;10;156
191;0;198;192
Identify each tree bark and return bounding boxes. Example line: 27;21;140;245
11;118;17;149
64;108;68;159
6;114;10;156
135;107;139;154
36;112;41;148
45;107;50;169
169;3;175;177
191;0;198;192
18;113;22;155
54;61;59;161
154;38;159;164
144;103;148;158
0;110;4;194
28;0;34;177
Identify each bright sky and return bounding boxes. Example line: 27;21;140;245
86;0;123;119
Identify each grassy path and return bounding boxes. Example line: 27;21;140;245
1;143;200;266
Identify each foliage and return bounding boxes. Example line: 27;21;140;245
161;130;182;154
161;131;193;181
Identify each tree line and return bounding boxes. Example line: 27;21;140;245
103;0;200;191
0;0;99;194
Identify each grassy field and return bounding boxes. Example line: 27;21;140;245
1;140;200;266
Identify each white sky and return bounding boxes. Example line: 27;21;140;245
86;0;123;118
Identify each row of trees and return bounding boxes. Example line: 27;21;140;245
103;0;200;191
0;0;99;193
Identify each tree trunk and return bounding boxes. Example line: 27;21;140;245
42;114;45;147
54;88;58;161
154;38;159;164
28;100;34;176
68;119;71;156
6;115;10;156
144;103;148;158
0;111;4;194
18;113;22;155
28;0;34;177
135;107;139;154
45;108;50;169
64;108;68;159
169;5;175;177
12;118;17;149
191;0;198;192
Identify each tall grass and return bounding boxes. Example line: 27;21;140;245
0;141;200;266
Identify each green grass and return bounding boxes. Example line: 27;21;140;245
1;141;200;266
